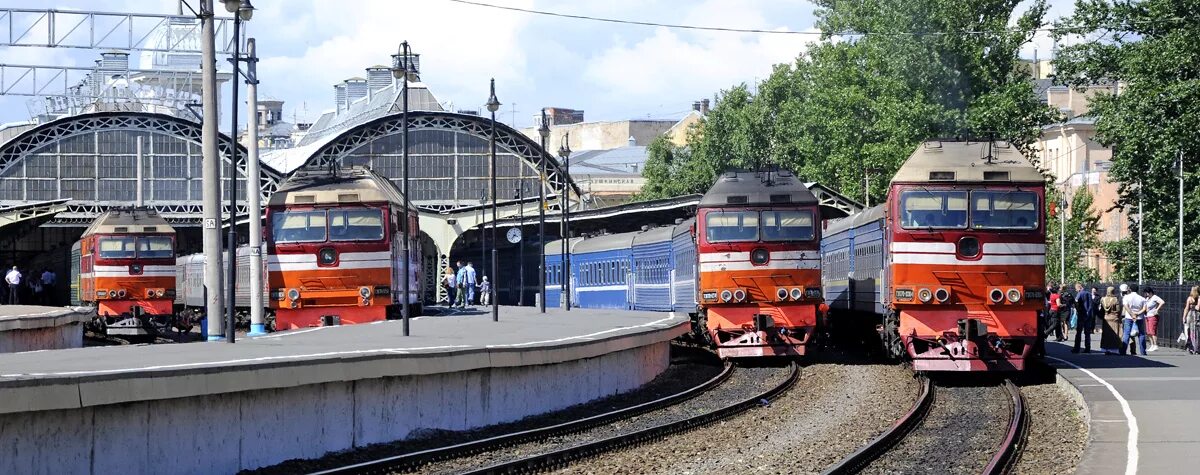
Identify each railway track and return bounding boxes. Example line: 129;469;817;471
310;362;798;475
823;377;1026;475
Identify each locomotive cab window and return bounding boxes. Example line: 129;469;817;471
762;210;815;241
98;237;137;259
971;191;1038;230
273;210;328;243
137;236;174;259
329;208;385;241
900;189;968;229
705;211;759;242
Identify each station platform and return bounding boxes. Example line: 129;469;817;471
0;306;687;474
1045;340;1200;475
0;305;90;353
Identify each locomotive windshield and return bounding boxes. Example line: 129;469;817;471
762;210;815;241
900;189;968;229
705;211;759;242
329;208;385;241
137;236;174;259
98;236;173;259
272;210;328;243
98;237;136;259
971;191;1038;230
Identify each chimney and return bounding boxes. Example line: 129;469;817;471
700;99;710;114
692;101;701;112
366;65;391;95
344;77;368;106
628;135;636;147
99;51;129;78
334;82;347;113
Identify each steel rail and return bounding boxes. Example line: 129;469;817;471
461;362;801;475
310;356;732;475
820;375;934;475
982;379;1027;475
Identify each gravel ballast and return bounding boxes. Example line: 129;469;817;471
556;363;918;474
1012;365;1088;474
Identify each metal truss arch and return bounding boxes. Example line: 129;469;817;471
301;110;582;211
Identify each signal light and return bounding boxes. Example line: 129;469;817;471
790;288;802;300
935;288;949;303
777;288;789;301
990;289;1004;303
733;289;747;302
720;290;733;302
1007;288;1021;303
918;288;932;303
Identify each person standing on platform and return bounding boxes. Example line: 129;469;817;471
1072;283;1095;353
479;276;490;306
1100;286;1122;354
41;269;55;306
1091;287;1102;335
462;262;477;307
454;261;468;309
1121;283;1148;355
1059;284;1075;340
4;266;21;305
1047;286;1062;342
1184;286;1200;354
1144;287;1165;352
442;265;456;306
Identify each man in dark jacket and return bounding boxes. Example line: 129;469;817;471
1072;282;1095;353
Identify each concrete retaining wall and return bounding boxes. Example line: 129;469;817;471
0;306;88;353
0;340;669;474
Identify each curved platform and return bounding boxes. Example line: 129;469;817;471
1045;341;1200;475
0;306;687;474
0;305;90;353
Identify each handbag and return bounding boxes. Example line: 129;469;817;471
1179;331;1189;343
1069;308;1078;329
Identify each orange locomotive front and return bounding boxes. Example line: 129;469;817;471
266;167;421;330
695;171;825;358
883;141;1045;371
75;208;177;335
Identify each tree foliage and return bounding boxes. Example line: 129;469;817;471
637;0;1058;203
1046;187;1103;284
1052;0;1200;281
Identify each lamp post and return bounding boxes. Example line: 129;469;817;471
558;133;571;311
537;110;549;313
516;185;525;306
198;0;224;341
1058;196;1066;285
1179;150;1185;285
391;41;412;336
223;0;253;343
478;190;486;280
487;79;500;322
243;37;265;336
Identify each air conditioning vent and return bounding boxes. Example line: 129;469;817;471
294;195;315;204
114;227;129;232
726;195;748;204
143;226;157;232
929;171;956;181
769;194;791;203
983;171;1010;181
338;193;360;202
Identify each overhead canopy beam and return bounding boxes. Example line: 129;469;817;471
0;8;238;54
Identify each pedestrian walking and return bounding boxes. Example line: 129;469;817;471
1047;286;1063;342
462;262;477;306
1144;287;1165;352
454;261;467;308
1072;283;1095;353
1091;287;1102;335
1059;284;1074;340
479;276;490;305
442;265;456;305
1120;283;1148;355
1100;286;1122;354
1184;286;1200;354
4;266;21;305
40;269;56;306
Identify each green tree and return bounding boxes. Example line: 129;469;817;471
1053;0;1200;280
1047;187;1103;283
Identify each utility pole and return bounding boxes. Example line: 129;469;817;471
246;37;266;336
1180;150;1185;285
1138;182;1144;286
537;110;548;313
200;0;225;341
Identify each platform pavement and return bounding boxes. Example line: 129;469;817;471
0;305;687;413
0;305;90;352
1044;340;1200;475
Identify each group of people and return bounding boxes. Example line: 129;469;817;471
1045;281;1180;356
441;261;490;309
3;266;57;306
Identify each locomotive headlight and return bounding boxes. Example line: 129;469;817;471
917;288;933;303
359;287;372;299
990;288;1004;303
116;289;127;298
750;248;769;265
146;289;155;298
790;288;802;300
934;288;950;303
155;289;165;298
733;289;747;302
777;288;789;301
287;288;300;301
1007;288;1021;303
720;290;733;302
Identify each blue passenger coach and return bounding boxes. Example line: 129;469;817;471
543;237;582;308
670;218;697;314
820;205;887;315
572;233;635;309
631;226;675;311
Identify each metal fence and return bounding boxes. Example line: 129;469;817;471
1080;281;1198;350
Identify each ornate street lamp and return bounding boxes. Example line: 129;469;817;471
223;0;253;342
487;79;501;322
558;134;571;311
391;41;412;336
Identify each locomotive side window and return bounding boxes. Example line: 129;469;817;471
900;190;968;229
329;208;385;241
705;211;759;242
98;237;137;259
273;210;328;243
970;191;1038;230
762;210;815;241
137;236;174;259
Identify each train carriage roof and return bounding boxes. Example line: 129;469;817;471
80;207;174;237
672;218;696;239
632;225;674;246
698;170;818;208
269;166;407;207
891;141;1045;184
823;204;886;237
573;231;638;255
544;237;584;256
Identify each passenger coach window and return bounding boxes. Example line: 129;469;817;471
971;191;1038;230
137;236;174;259
273;210;328;243
762;210;815;241
98;237;137;259
330;208;385;241
900;190;968;229
705;211;759;242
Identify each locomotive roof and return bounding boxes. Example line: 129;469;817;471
824;204;886;236
573;231;637;254
891;141;1045;184
632;225;674;246
81;207;174;237
544;237;584;255
270;166;407;207
698;170;818;208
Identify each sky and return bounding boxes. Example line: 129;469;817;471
0;0;1079;129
